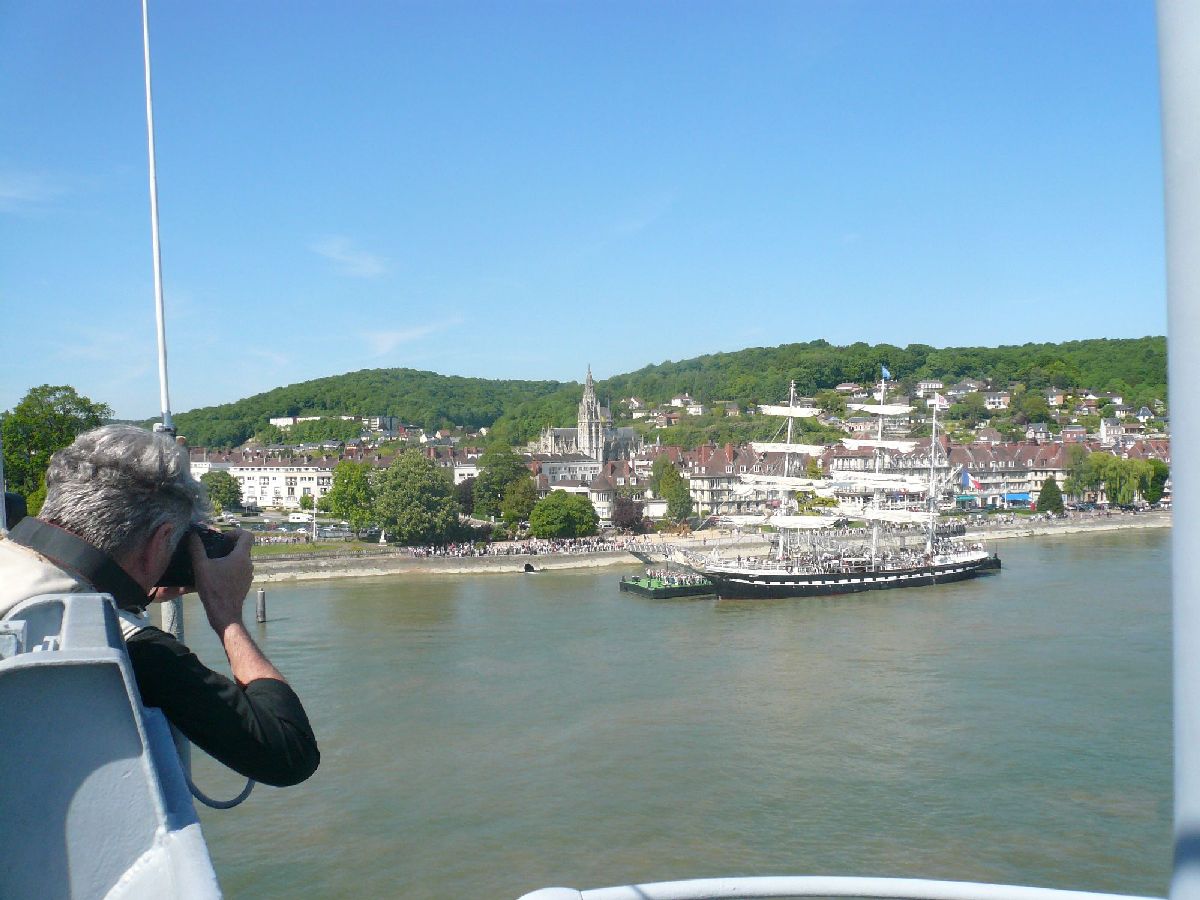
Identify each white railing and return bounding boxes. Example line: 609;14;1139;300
518;876;1160;900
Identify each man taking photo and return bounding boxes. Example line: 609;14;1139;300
0;424;319;787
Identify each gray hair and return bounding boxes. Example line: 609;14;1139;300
40;424;210;559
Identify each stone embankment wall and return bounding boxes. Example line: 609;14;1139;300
253;549;642;583
964;510;1172;542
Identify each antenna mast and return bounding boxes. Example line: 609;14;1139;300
142;0;174;435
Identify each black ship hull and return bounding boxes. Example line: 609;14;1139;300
705;554;1001;600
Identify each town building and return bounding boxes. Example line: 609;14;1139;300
983;391;1011;411
189;450;338;510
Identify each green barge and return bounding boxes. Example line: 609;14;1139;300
619;575;716;599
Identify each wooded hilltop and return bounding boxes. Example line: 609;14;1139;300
159;336;1167;448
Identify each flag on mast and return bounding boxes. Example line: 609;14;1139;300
881;364;891;380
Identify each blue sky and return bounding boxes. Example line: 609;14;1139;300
0;1;1166;419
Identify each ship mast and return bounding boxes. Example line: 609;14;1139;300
784;380;795;481
870;368;887;566
927;402;938;555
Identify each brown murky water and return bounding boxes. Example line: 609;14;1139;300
184;529;1171;899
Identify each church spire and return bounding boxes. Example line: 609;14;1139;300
577;364;604;462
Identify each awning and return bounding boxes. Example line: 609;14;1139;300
1005;492;1030;501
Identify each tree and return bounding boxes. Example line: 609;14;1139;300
814;389;846;418
455;476;476;515
947;392;988;427
473;445;530;519
795;490;836;513
501;476;538;525
201;470;242;512
529;490;598;538
1011;390;1052;427
1086;453;1144;507
804;457;823;478
1062;445;1092;498
648;455;677;496
2;385;111;507
253;424;286;445
658;466;693;522
1144;459;1170;504
1037;476;1064;514
373;450;463;545
298;493;314;511
611;496;644;532
323;460;375;534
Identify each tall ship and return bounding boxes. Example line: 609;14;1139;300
698;371;1000;600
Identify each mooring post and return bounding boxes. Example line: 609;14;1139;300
255;587;266;623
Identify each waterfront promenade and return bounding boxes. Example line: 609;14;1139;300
250;510;1171;583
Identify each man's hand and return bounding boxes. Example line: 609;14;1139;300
188;528;285;687
188;528;254;633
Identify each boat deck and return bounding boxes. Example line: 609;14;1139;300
618;576;715;599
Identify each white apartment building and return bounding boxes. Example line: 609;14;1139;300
532;453;603;485
190;458;336;510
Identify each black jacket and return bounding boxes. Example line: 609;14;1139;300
127;626;320;787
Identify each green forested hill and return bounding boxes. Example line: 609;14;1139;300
163;337;1167;447
166;369;567;448
491;336;1168;443
597;337;1167;409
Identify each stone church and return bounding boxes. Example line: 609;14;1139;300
534;367;642;462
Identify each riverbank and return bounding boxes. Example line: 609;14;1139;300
964;509;1172;542
250;511;1171;584
253;547;643;582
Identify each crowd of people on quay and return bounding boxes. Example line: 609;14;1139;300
406;536;635;558
255;533;312;545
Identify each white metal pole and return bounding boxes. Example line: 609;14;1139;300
142;0;173;434
1159;3;1200;898
0;428;7;533
141;0;183;647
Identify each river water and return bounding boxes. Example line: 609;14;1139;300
184;529;1172;899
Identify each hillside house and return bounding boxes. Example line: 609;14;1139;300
1061;425;1088;443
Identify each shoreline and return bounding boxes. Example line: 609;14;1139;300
964;510;1172;543
251;511;1172;584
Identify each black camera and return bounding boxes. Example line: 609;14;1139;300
157;524;240;587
